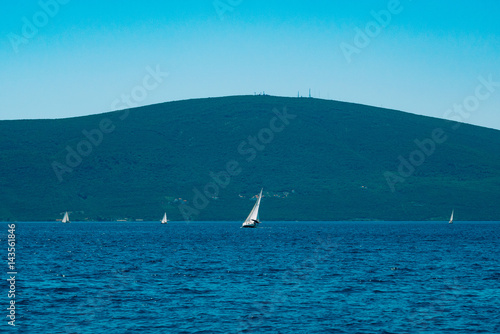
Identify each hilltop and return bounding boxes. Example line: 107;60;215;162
1;95;499;221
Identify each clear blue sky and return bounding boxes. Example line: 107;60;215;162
1;0;499;129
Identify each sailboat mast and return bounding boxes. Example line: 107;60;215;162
242;189;263;227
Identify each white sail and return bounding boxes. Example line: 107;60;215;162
242;189;263;228
161;212;168;224
448;210;454;224
62;212;70;223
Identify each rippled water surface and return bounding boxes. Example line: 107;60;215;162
6;221;500;333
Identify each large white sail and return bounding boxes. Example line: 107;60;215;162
242;189;263;228
448;210;454;224
161;212;168;224
62;212;70;223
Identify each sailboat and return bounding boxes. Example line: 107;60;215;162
161;212;168;224
242;189;263;228
62;211;70;223
448;210;454;224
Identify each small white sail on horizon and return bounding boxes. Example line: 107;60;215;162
161;212;168;224
448;210;454;224
62;211;70;223
242;189;263;228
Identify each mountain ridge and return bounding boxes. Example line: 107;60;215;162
1;95;499;221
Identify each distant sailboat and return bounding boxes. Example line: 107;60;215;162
448;210;454;224
242;189;263;228
161;212;168;224
62;211;70;223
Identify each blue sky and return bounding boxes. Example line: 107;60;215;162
1;0;499;129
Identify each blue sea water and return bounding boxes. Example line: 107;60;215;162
3;221;500;334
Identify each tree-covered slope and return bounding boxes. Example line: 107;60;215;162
1;95;499;221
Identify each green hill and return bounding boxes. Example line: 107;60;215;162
1;95;499;221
